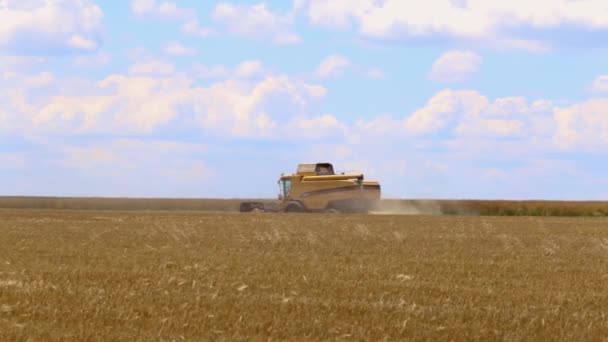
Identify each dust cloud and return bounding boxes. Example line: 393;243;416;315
371;200;443;215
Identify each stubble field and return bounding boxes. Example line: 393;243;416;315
1;210;608;340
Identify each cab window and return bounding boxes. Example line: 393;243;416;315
279;179;292;197
315;163;334;175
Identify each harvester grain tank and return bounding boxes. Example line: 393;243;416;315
240;163;381;213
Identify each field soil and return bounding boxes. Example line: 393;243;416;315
1;210;608;340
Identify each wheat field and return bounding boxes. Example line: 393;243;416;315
1;210;608;340
2;196;608;216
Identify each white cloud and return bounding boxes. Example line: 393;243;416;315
195;76;327;137
131;0;155;16
316;54;351;79
590;75;608;93
403;89;551;139
296;0;359;29
0;55;47;73
56;138;213;196
5;64;608;199
427;50;482;83
346;91;556;151
235;61;263;78
0;0;103;54
73;52;112;67
365;67;385;79
68;35;98;51
456;119;524;138
163;42;197;56
296;0;608;50
4;63;608;158
33;74;193;134
404;90;481;135
193;60;266;80
129;60;176;75
2;70;327;139
182;20;216;37
285;114;345;139
62;138;207;170
131;0;192;20
63;145;118;167
490;38;551;53
192;63;231;79
212;2;301;45
0;108;8;125
0;152;27;169
26;71;55;87
554;99;608;150
351;115;400;141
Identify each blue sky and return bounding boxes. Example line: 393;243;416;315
1;0;608;199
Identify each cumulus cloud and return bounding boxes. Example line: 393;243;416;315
554;99;608;150
163;42;197;56
0;108;8;127
365;67;385;79
192;64;232;79
0;0;103;54
427;51;482;83
212;2;301;45
182;20;216;37
404;90;483;135
25;71;55;87
195;76;327;137
489;38;550;53
284;114;345;139
403;89;553;139
129;59;176;75
2;69;327;139
0;152;27;169
61;138;208;174
344;90;559;153
3;64;608;158
295;0;608;50
51;138;214;197
131;0;193;20
73;52;112;67
193;60;266;80
316;54;351;79
455;118;524;138
235;61;263;78
294;0;356;29
590;75;608;93
354;115;398;136
0;55;47;73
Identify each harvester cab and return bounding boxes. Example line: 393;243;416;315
278;163;336;199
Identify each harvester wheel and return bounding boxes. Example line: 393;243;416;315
324;208;340;214
285;202;304;213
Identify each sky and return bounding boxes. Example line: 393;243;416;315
1;0;608;200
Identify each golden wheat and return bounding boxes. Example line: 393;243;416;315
0;210;607;340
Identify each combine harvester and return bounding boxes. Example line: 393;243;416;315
240;163;381;213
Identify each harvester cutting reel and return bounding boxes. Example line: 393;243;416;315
239;202;265;213
239;201;305;213
284;201;305;213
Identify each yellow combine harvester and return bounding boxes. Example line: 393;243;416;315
240;163;381;213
